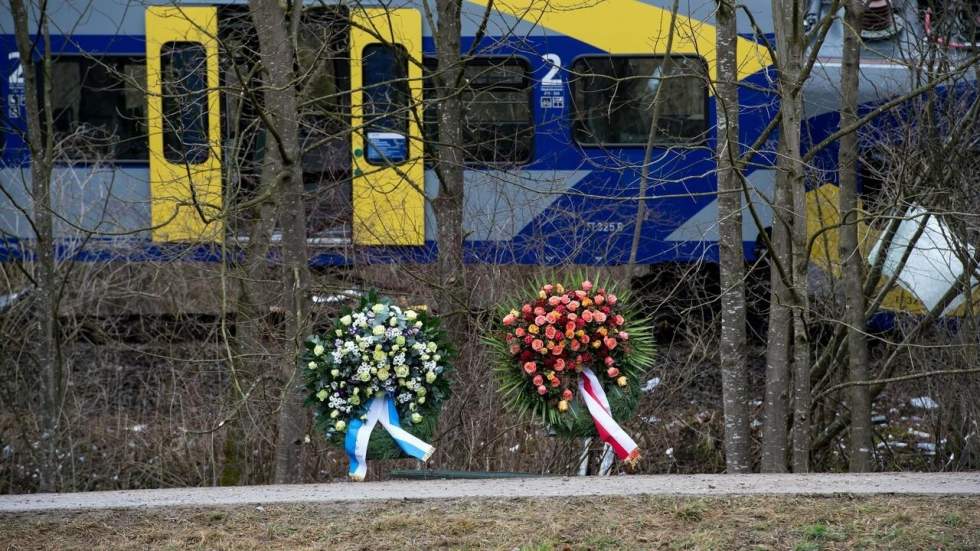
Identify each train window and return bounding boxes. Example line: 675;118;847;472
45;56;147;161
161;42;210;165
422;57;533;165
571;56;707;146
362;44;410;165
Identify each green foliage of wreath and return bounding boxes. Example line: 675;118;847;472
303;291;453;460
485;273;655;439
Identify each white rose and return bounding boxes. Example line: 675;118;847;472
330;410;339;418
395;366;410;378
372;325;385;336
340;315;352;326
371;304;385;314
307;361;317;370
330;369;339;377
313;344;325;356
411;413;422;424
316;389;328;401
405;310;418;321
335;420;347;431
425;371;437;384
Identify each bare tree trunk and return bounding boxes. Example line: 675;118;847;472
432;0;467;327
761;139;792;472
249;0;311;484
715;0;751;473
770;0;811;472
11;0;62;492
840;0;871;472
763;0;808;474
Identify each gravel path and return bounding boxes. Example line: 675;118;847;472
2;472;978;512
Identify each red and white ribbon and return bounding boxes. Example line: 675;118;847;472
578;367;640;463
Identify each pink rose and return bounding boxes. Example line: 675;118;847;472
614;315;625;326
594;294;605;305
515;327;525;337
543;284;554;293
555;359;566;371
523;361;537;374
582;280;593;291
604;356;615;366
522;304;532;315
532;339;544;351
607;294;617;305
619;331;629;341
503;313;516;326
548;295;561;306
607;367;620;378
533;374;544;386
581;310;594;323
593;311;607;324
567;301;579;312
545;325;557;340
537;385;548;396
535;315;547;327
603;337;617;350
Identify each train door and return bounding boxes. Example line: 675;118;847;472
350;8;425;246
146;6;223;243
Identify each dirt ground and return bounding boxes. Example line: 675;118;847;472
2;495;978;550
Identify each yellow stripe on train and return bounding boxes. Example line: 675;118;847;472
472;0;773;87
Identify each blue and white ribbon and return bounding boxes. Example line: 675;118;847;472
344;394;435;481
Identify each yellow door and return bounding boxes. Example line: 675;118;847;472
146;6;223;242
350;8;425;246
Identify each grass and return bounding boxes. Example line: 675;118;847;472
1;495;978;550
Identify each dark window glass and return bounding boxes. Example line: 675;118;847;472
362;44;409;165
423;57;533;165
45;56;147;161
571;56;707;146
162;42;210;164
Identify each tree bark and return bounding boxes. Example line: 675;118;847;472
840;0;872;473
764;0;810;474
715;0;752;473
761;139;792;472
432;0;468;328
249;0;311;484
11;0;62;492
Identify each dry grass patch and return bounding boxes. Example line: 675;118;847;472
1;495;978;550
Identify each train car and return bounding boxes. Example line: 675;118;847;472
0;0;973;304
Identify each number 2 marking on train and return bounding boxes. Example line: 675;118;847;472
542;53;562;85
8;52;23;86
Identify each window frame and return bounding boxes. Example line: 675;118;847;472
42;53;150;164
569;54;709;149
422;54;535;167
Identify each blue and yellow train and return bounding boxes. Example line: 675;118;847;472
0;0;970;291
